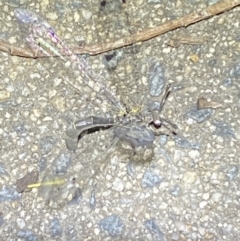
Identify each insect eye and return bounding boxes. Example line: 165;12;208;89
71;177;76;183
154;120;161;127
100;1;106;7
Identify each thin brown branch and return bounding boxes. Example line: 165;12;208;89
0;41;37;58
1;0;239;58
77;0;240;55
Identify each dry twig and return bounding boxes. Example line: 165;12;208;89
0;0;239;58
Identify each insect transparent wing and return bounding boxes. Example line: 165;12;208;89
14;9;125;114
97;1;149;112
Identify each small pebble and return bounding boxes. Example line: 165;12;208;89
211;192;222;202
142;170;163;188
68;188;82;205
186;107;214;123
169;184;181;196
0;90;11;100
52;153;72;175
81;8;92;20
225;165;238;180
182;171;197;184
144;218;164;237
46;12;58;20
49;218;62;237
188;150;200;159
112;177;125;192
212;120;236;139
89;188;96;209
0;186;20;202
148;60;166;97
16;218;26;229
174;136;200;150
51;96;66;112
39;136;56;155
199;201;208;209
17;229;37;241
99;215;124;236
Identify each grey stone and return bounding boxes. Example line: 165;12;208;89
68;188;82;205
148;61;165;97
222;78;233;87
99;0;123;13
38;156;47;172
148;0;162;4
186;107;214;123
208;58;217;67
65;225;77;240
39;136;56;155
127;161;135;177
230;62;240;78
142;170;163;188
159;135;168;146
212;120;236;139
89;188;96;209
49;218;62;237
207;0;220;6
174;135;200;150
99;215;124;236
225;166;238;181
0;162;8;176
52;153;71;175
0;215;4;227
5;0;20;7
17;229;37;241
169;184;181;197
158;148;172;163
0;186;20;202
144;218;165;240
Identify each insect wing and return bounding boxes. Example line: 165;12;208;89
114;125;155;148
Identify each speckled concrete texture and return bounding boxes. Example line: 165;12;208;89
0;0;240;240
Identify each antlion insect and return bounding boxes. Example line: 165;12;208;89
14;8;177;153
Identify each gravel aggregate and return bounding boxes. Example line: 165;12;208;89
0;0;240;240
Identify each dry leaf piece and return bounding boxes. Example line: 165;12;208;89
197;97;223;110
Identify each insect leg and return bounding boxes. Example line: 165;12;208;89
151;84;171;126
